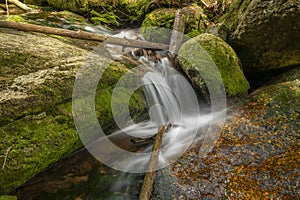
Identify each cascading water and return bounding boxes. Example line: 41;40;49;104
104;54;210;199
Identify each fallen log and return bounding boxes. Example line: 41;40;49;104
0;20;169;50
139;125;165;200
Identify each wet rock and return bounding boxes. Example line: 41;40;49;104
0;28;146;194
218;0;300;86
171;67;300;199
178;33;250;102
141;5;208;43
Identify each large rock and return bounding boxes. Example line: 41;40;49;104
218;0;300;86
141;5;208;43
0;28;146;194
172;67;300;199
178;33;250;101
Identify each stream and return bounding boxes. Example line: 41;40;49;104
11;12;226;199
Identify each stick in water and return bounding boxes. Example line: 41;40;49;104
139;125;165;200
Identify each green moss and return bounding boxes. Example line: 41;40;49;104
141;8;176;43
0;196;17;200
46;0;151;26
46;0;87;13
141;6;208;43
0;112;78;194
4;15;25;22
95;62;147;131
90;9;119;26
179;33;250;97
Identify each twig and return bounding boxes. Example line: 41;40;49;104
2;146;12;170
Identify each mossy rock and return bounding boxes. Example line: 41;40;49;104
178;33;250;101
217;0;300;86
0;29;146;194
141;5;208;43
171;67;300;199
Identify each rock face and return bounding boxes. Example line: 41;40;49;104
172;67;300;199
178;33;250;101
0;28;146;194
218;0;300;85
141;5;208;43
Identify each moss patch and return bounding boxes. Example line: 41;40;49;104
0;196;17;200
0;112;79;194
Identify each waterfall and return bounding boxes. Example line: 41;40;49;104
72;29;226;199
